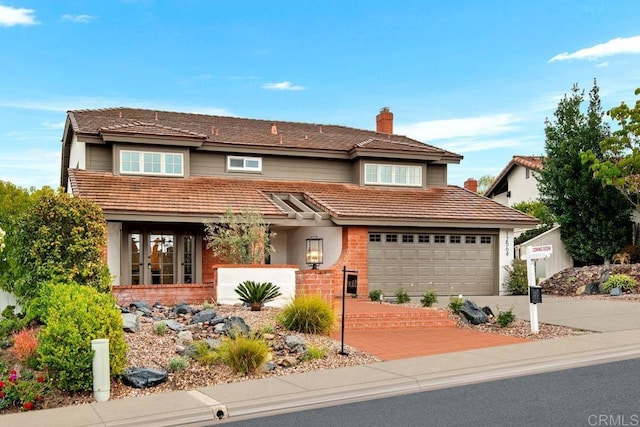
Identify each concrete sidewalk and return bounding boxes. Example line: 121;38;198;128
3;296;640;426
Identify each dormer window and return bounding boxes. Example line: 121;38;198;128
364;163;422;187
120;150;183;176
227;156;262;172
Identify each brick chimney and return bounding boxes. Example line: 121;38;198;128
376;107;393;134
464;178;478;193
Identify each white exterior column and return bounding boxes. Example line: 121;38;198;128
498;228;514;295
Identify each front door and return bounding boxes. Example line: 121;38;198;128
126;228;195;285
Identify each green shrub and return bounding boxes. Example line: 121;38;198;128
167;357;189;372
5;191;111;302
202;301;215;310
153;321;168;335
368;289;382;302
420;290;438;307
277;295;336;335
395;288;411;304
496;307;515;327
602;274;637;292
192;340;220;366
302;345;326;362
234;281;281;311
217;334;271;375
36;283;127;392
448;296;463;314
503;259;528;295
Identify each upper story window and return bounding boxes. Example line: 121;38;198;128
364;163;422;187
120;150;183;176
227;156;262;172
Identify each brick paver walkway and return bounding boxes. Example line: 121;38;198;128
331;298;529;361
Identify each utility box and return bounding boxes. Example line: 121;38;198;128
529;285;543;305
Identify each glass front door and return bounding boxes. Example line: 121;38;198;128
127;229;194;285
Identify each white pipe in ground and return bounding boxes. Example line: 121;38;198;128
91;338;110;402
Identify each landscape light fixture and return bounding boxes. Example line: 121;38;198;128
305;236;323;269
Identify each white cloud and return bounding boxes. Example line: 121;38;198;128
42;120;65;129
263;81;305;91
396;114;520;141
0;4;38;26
61;14;95;24
549;35;640;62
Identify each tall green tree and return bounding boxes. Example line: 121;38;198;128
538;82;632;264
586;87;640;211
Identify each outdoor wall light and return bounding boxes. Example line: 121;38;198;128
305;236;323;269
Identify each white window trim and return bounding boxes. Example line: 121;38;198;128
120;150;184;177
364;163;422;187
227;155;262;172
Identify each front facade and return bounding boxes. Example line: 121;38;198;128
61;108;536;302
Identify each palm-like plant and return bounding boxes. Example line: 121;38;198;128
234;281;282;311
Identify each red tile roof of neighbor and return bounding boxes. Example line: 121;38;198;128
67;108;462;161
69;169;538;226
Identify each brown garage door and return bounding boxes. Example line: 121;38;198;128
367;231;496;296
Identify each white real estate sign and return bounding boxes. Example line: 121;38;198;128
522;245;552;334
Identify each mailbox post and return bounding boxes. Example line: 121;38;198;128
522;245;551;334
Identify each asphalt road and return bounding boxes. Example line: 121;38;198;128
222;358;640;427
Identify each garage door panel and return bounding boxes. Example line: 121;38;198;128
417;250;432;260
448;250;462;260
401;265;416;275
401;249;417;259
384;249;400;259
479;251;492;261
433;250;447;260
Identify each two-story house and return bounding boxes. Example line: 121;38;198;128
61;107;536;303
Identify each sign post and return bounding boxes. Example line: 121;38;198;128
340;266;358;356
522;245;552;334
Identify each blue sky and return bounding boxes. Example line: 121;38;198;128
2;1;640;189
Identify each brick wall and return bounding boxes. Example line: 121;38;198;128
112;283;215;306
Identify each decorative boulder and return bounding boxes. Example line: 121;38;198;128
216;316;250;338
122;368;168;389
481;306;495;318
177;330;193;347
173;302;193;315
129;301;152;317
162;319;184;331
459;300;489;325
284;335;307;353
122;313;141;333
585;282;600;295
191;309;218;324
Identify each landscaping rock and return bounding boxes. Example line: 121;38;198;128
481;306;495;318
122;368;168;389
129;301;152;317
263;362;276;372
173;302;193;315
162;319;184;331
459;300;489;325
576;285;586;295
191;309;217;324
585;282;600;295
279;356;298;368
216;316;250;338
122;313;141;333
176;330;193;347
285;335;307;353
610;287;622;296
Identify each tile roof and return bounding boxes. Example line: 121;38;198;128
69;169;538;226
484;155;544;197
67;107;461;161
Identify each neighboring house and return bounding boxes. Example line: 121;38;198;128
61;107;537;302
484;155;573;280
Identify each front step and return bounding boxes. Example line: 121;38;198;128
338;310;456;330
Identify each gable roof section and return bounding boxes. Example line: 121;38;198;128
69;169;538;228
484;155;543;198
66;107;461;160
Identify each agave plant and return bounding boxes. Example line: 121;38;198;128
234;281;282;311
